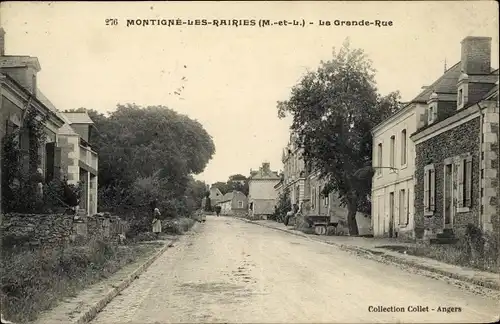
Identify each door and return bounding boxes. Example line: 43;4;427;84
389;192;395;238
444;164;453;228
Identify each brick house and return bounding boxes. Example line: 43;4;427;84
410;36;499;241
0;28;99;216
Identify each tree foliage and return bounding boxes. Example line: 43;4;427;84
270;187;292;222
211;174;249;196
65;104;215;218
2;109;81;213
277;39;402;235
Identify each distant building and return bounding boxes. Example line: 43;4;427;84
280;132;371;235
248;162;281;219
410;36;499;242
202;185;223;210
216;190;248;216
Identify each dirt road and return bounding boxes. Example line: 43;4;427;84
91;216;499;323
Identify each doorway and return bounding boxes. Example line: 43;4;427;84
444;164;453;228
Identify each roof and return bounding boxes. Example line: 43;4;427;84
62;112;94;124
0;55;41;71
220;192;234;203
483;83;499;100
249;163;280;180
35;88;78;135
411;62;463;103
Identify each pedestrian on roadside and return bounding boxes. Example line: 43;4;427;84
152;207;162;239
284;204;296;226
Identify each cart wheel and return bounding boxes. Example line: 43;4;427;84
315;225;327;235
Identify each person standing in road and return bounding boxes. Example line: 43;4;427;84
152;207;162;238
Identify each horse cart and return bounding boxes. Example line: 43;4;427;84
304;214;344;235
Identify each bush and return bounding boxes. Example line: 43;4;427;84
162;217;195;235
0;239;154;323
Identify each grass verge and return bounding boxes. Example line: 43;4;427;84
378;240;500;274
0;239;159;323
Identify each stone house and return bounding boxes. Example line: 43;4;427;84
248;162;281;219
410;36;499;241
282;132;308;207
371;100;419;239
0;28;99;216
274;172;284;206
280;132;371;234
216;190;248;216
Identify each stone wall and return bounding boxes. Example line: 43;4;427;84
1;213;73;248
481;104;499;235
414;117;481;239
1;212;129;249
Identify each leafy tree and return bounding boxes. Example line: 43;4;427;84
204;191;212;212
66;105;216;212
277;39;402;235
271;187;292;222
212;181;231;194
211;174;250;196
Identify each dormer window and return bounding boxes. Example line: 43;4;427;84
427;91;438;125
457;72;469;110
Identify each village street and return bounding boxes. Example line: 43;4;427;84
91;216;499;324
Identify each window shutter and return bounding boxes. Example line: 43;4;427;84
430;169;435;211
458;160;464;208
465;157;472;207
424;170;429;211
399;190;405;225
406;189;410;225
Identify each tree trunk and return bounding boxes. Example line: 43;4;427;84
346;194;359;236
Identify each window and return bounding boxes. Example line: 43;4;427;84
324;189;329;206
458;89;463;106
428;104;438;124
399;189;408;225
458;156;473;209
390;135;395;168
401;129;407;166
423;164;435;214
238;201;243;208
377;143;383;175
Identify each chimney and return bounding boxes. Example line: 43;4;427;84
262;162;270;172
0;28;5;56
460;36;491;75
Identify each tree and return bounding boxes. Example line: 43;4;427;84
277;39;402;235
204;191;212;212
211;174;250;196
66;105;216;211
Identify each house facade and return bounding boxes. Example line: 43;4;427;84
280;132;371;234
0;28;99;216
410;36;499;241
371;102;419;238
282;132;309;208
248;162;281;219
216;190;248;216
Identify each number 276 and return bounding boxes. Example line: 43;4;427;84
106;19;118;26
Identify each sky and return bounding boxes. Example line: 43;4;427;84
1;1;498;185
